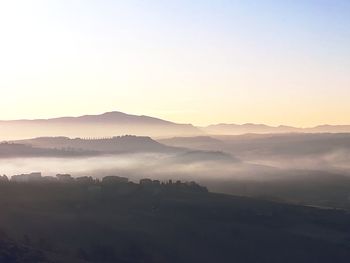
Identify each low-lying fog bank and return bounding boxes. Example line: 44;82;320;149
0;153;277;182
2;133;350;209
1;151;350;209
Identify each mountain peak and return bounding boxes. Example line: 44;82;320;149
0;111;202;140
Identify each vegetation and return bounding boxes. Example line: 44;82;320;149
0;177;350;262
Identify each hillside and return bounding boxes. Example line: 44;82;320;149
0;142;97;158
14;135;181;154
160;133;350;159
0;180;350;263
159;136;225;150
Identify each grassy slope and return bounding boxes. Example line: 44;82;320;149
0;183;350;263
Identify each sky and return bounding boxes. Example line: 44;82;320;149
0;0;349;126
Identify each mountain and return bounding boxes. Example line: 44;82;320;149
0;111;202;140
203;123;300;135
202;123;350;135
308;124;350;133
2;111;350;140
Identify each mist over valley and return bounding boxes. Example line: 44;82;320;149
2;122;350;210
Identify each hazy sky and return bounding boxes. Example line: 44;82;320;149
0;0;349;126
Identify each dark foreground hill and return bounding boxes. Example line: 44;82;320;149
0;180;350;263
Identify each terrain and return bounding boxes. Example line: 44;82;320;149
0;180;350;263
13;136;181;155
203;123;350;135
2;110;350;140
2;113;350;262
0;111;202;140
159;133;350;209
3;133;350;210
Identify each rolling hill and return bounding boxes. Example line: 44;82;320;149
14;135;181;154
1;181;350;263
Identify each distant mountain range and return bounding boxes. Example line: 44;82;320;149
1;111;350;140
0;111;202;140
202;123;350;135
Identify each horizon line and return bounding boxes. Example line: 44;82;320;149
0;110;350;129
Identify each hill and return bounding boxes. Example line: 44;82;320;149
14;135;181;154
0;142;98;158
159;136;225;150
160;133;350;160
0;180;350;263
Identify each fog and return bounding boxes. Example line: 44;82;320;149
3;132;350;207
2;149;350;185
0;153;277;183
235;149;350;173
159;133;350;176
